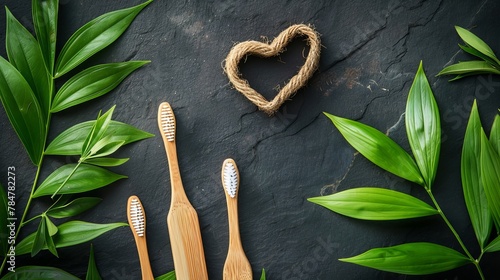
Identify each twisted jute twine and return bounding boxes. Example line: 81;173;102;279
224;24;321;115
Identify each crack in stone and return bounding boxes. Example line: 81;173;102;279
468;0;488;26
386;111;406;136
320;151;357;196
355;94;388;121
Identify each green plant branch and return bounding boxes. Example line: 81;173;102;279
0;73;54;273
0;152;45;274
426;189;485;279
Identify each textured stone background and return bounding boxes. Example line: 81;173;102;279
1;0;500;279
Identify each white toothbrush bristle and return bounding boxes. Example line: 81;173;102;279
223;162;238;198
160;104;175;142
130;198;145;236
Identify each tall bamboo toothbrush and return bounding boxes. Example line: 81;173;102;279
127;195;154;280
221;158;252;280
157;102;208;280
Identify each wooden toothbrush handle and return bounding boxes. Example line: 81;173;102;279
136;237;154;280
167;202;208;280
226;196;244;250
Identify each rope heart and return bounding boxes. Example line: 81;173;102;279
224;24;321;115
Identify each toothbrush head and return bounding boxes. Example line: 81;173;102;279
222;158;239;198
158;102;176;142
128;196;145;237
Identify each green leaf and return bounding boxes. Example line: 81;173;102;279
32;0;58;74
437;61;500;79
16;221;128;256
485;235;500;253
260;268;266;280
155;271;176;280
54;0;152;77
0;56;45;165
51;61;149;112
86;244;102;280
325;113;424;185
480;129;500;232
406;62;441;189
81;106;115;156
459;44;499;66
85;157;129;167
455;26;500;65
44;218;58;257
31;217;58;257
340;242;471;275
45;216;58;236
462;100;491;248
0;183;8;256
45;120;154;156
33;163;126;197
491;114;500;154
6;7;51;119
45;121;93;155
47;197;102;219
0;266;79;280
87;137;125;159
308;187;437;220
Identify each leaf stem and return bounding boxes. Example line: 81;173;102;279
426;189;485;279
50;161;82;199
0;152;45;274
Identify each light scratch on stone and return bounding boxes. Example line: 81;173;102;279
386;111;405;135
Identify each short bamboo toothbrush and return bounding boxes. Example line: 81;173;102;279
221;158;252;280
127;195;154;280
157;102;208;280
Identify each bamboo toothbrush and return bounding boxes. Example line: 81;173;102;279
221;158;252;280
157;102;208;280
127;195;154;280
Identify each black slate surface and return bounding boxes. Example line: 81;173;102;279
1;0;500;279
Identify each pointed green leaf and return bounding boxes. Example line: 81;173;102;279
86;244;102;280
462;100;491;248
45;120;154;155
54;0;152;77
47;197;102;219
45;216;58;236
82;106;115;156
485;235;500;253
85;157;129;167
87;137;125;159
491;115;500;154
0;266;79;280
44;218;58;257
33;163;126;197
325;113;424;185
308;187;437;220
406;62;441;189
155;271;176;280
0;183;8;256
480;129;500;232
45;121;93;155
31;218;47;257
52;61;149;112
455;26;500;65
437;61;500;78
340;242;471;275
32;0;58;74
0;56;45;165
459;44;499;66
16;221;128;256
6;7;51;119
260;269;266;280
